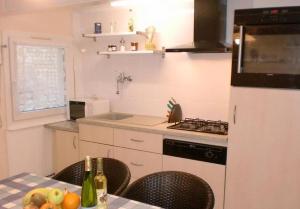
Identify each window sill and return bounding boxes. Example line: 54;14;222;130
7;114;68;131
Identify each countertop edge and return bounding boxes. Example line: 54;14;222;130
44;121;79;133
77;119;228;147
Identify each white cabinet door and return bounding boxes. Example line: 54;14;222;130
163;155;225;209
53;130;79;173
225;87;300;209
79;140;114;160
114;147;162;180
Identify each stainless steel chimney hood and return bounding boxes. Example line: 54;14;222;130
166;0;231;53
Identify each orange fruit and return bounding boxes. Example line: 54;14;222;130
40;203;58;209
62;192;80;209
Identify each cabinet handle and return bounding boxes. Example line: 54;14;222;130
73;137;77;149
130;138;144;143
130;162;144;167
237;26;243;73
233;105;237;124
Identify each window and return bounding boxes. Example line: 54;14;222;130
8;36;72;121
16;45;66;113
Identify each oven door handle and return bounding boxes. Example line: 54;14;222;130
237;25;244;73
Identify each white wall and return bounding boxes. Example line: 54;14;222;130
0;7;74;176
74;2;232;121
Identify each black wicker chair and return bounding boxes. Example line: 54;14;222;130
52;158;131;195
122;171;214;209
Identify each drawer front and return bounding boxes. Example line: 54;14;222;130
79;141;114;160
79;124;113;145
114;129;163;153
114;147;162;179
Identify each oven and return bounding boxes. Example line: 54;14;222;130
231;6;300;89
163;138;227;209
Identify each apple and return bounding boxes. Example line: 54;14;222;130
48;188;64;205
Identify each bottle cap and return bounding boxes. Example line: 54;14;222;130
85;156;92;171
97;158;104;172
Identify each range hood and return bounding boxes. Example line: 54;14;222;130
166;0;231;53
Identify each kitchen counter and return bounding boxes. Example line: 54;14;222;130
45;114;228;146
77;114;228;147
44;120;79;132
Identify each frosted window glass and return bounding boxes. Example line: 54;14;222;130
16;45;66;112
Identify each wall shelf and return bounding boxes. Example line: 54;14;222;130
97;49;165;59
82;31;165;58
82;31;144;41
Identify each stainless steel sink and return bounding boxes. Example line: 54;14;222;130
93;113;133;120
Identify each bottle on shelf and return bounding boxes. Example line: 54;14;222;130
120;38;126;51
128;9;134;32
94;158;108;209
81;156;97;209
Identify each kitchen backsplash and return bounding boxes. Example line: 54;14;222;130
74;3;232;121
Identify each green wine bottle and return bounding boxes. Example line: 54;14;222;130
81;156;97;208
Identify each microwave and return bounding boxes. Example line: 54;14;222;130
231;6;300;89
68;98;110;120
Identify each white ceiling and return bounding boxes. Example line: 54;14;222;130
0;0;104;13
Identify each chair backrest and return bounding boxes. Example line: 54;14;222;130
122;171;214;209
53;158;131;195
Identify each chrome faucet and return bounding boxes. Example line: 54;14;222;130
116;72;133;94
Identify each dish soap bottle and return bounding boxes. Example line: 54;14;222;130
128;9;134;32
81;156;97;209
94;158;108;209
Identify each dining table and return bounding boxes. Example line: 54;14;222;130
0;173;161;209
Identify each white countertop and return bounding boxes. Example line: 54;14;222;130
45;113;228;147
77;113;228;147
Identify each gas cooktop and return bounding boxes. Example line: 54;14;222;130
167;118;228;135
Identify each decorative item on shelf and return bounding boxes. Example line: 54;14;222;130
110;21;116;33
128;9;134;32
112;45;117;51
167;97;182;123
94;22;102;34
107;45;117;51
130;42;138;51
120;38;126;51
145;26;156;50
107;45;113;52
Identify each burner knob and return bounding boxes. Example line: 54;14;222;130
205;151;215;159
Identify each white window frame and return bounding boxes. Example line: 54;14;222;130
2;32;75;129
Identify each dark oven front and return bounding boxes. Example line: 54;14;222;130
231;6;300;89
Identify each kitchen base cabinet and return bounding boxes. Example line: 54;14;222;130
79;140;114;159
114;147;162;180
53;130;79;173
225;88;300;209
163;155;225;209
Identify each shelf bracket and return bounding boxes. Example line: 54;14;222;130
82;33;97;42
97;51;111;59
161;47;166;58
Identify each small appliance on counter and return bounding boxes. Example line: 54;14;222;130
68;98;110;120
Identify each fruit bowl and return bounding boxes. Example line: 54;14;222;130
23;188;80;209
